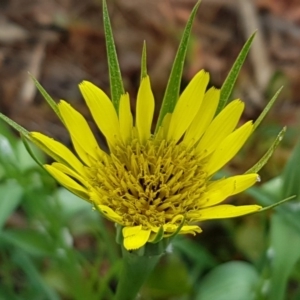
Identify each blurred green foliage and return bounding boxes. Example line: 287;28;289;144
0;115;300;300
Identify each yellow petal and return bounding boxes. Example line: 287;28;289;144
179;225;202;235
98;205;123;223
58;100;102;166
30;132;83;172
197;99;244;155
79;81;121;146
162;223;177;232
51;162;90;188
206;121;253;176
123;226;151;250
190;204;262;221
167;70;209;143
158;223;201;236
119;93;133;143
184;88;220;146
200;174;259;208
44;164;90;201
136;76;155;144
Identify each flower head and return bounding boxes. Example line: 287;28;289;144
30;69;261;250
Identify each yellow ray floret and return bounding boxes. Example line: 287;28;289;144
196;99;244;155
123;226;151;250
30;132;83;172
199;173;259;208
58;100;103;166
167;70;209;143
136;76;155;144
79;81;121;146
44;164;90;201
188;204;261;221
184;87;220;146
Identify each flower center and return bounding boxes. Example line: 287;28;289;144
90;138;208;228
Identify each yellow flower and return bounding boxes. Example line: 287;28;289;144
29;69;261;250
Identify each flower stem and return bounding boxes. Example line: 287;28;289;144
114;247;163;300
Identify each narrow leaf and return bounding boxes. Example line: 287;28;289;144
140;41;147;80
245;127;286;174
103;0;124;113
0;181;23;230
217;32;256;114
155;1;201;131
269;214;300;300
253;87;283;131
0;112;29;137
196;262;259;300
281;136;300;199
12;251;60;300
30;74;63;123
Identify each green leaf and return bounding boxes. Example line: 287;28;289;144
268;214;300;300
146;255;191;298
141;41;147;80
245;127;286;174
253;87;283;131
30;74;63;123
0;229;54;257
196;261;259;300
217;32;256;114
172;237;216;270
155;1;201;131
0;112;29;138
0;181;23;230
103;0;124;113
281;139;300;199
12;251;60;300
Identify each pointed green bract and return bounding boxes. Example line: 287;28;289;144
30;74;63;123
21;134;44;168
150;226;164;244
155;1;201;131
257;195;295;213
0;112;29;138
216;32;256;114
103;0;124;113
141;41;147;80
245;127;286;174
253;87;283;131
168;216;186;242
